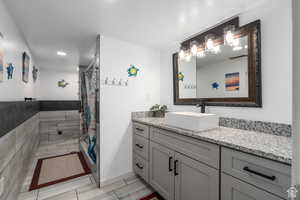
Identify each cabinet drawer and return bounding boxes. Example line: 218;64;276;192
133;153;149;182
222;173;283;200
133;123;150;139
133;134;149;160
150;127;219;169
221;147;290;199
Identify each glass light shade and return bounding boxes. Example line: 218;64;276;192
224;25;236;46
205;34;216;53
179;49;185;60
191;44;198;55
206;38;214;50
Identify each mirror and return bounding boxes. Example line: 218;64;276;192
173;19;261;107
179;35;248;99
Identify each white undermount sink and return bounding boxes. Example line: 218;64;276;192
164;112;219;132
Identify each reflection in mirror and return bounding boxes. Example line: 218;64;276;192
178;35;249;99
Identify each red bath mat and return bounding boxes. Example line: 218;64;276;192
140;193;164;200
29;152;91;190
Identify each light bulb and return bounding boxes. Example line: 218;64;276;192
225;31;234;45
179;49;185;60
191;44;198;55
244;45;248;49
206;39;214;50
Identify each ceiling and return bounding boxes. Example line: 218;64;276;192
3;0;267;71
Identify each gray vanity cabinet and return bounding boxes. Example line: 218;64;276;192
149;141;175;200
174;152;219;200
149;140;219;200
222;173;283;200
133;122;290;200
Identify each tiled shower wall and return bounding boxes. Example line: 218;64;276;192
0;100;80;200
39;111;80;145
0;114;40;200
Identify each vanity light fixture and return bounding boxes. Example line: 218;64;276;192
224;25;236;46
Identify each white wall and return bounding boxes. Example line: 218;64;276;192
38;69;79;100
100;36;160;182
160;0;292;124
292;0;300;187
0;0;39;101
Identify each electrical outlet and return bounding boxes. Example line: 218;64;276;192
0;177;4;197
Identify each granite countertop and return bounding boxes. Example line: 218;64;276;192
132;117;292;165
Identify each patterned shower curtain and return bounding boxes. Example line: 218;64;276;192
80;63;97;164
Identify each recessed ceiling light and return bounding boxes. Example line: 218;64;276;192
57;51;67;56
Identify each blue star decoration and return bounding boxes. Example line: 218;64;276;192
178;72;184;81
6;63;14;80
211;82;219;89
127;64;140;77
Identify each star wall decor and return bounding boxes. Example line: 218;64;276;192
178;72;184;81
127;64;139;77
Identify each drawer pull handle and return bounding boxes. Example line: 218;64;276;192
174;160;179;176
136;163;144;169
136;128;144;132
168;157;173;172
135;144;144;149
243;167;276;181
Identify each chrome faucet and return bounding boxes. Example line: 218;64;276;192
196;100;206;113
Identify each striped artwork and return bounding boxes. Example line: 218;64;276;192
225;72;240;91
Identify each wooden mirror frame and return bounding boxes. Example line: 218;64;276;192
173;19;262;107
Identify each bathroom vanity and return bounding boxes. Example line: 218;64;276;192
132;117;291;200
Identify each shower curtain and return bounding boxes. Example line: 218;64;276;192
80;62;97;164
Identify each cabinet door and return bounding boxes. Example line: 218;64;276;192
174;153;219;200
222;173;284;200
149;141;174;200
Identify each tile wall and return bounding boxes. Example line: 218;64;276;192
0;114;40;200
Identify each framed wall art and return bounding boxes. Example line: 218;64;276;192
22;52;30;83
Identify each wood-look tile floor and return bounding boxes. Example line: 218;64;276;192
18;138;153;200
